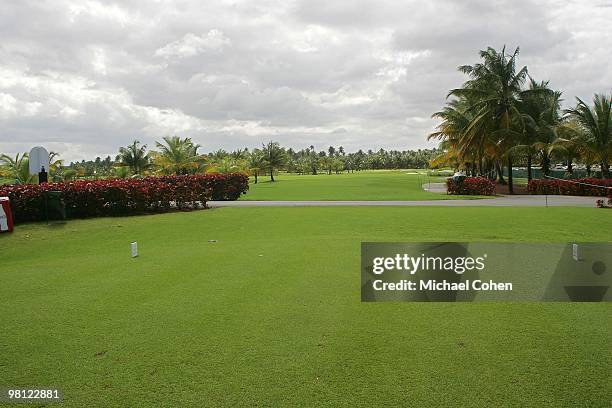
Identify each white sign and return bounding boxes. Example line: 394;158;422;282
28;146;50;175
572;243;580;261
0;203;7;231
131;242;138;258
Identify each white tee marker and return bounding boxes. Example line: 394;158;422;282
131;242;138;258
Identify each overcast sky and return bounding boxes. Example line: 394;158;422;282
1;0;610;161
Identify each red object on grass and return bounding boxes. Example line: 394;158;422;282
0;197;14;232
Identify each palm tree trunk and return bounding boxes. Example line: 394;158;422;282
567;158;573;175
496;161;506;184
527;152;532;181
270;168;275;182
586;164;591;177
542;153;550;177
507;154;514;194
254;171;258;184
601;154;610;178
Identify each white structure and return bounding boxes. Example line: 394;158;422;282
0;201;8;231
28;146;50;175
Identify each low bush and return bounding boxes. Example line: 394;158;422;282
528;178;612;196
0;173;249;224
446;177;495;196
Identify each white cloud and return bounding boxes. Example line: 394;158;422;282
154;30;231;59
0;0;610;161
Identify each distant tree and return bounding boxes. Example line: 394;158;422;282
261;141;286;182
332;158;344;174
213;157;246;174
319;156;332;175
117;140;150;175
247;149;266;183
113;166;130;179
152;136;206;175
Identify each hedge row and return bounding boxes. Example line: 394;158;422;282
446;177;496;196
0;173;249;224
528;178;612;196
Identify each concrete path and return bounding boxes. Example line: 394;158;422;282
209;195;600;208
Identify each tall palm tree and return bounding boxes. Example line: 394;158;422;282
152;136;206;175
261;141;286;182
448;47;527;193
516;79;560;180
448;46;529;192
117;140;150;175
565;93;611;178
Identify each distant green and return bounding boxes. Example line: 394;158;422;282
1;207;610;407
242;170;474;200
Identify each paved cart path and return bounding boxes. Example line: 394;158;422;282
209;195;600;208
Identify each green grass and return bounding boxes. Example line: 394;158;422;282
243;170;475;200
1;207;611;407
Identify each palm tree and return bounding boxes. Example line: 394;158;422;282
213;157;246;174
565;93;611;178
152;136;206;175
429;97;482;175
0;153;35;184
117;141;150;175
448;46;529;192
247;149;266;184
113;166;131;179
261;141;286;182
554;119;590;176
516;79;560;180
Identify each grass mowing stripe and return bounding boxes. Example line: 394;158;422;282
0;207;610;406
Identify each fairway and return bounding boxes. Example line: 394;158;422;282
1;207;610;407
243;170;473;201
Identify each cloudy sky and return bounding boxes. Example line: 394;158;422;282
1;0;610;161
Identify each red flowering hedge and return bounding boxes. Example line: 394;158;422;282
528;178;612;196
0;173;249;224
446;177;495;196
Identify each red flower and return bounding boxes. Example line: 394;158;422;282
0;173;249;224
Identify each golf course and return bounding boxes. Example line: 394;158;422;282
1;191;610;406
242;171;464;201
2;4;612;404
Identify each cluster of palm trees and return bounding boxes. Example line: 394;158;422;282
115;140;439;183
1;137;441;185
205;146;438;180
429;46;611;193
117;136;208;176
114;138;287;182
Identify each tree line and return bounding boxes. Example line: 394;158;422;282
429;46;611;193
0;137;439;184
